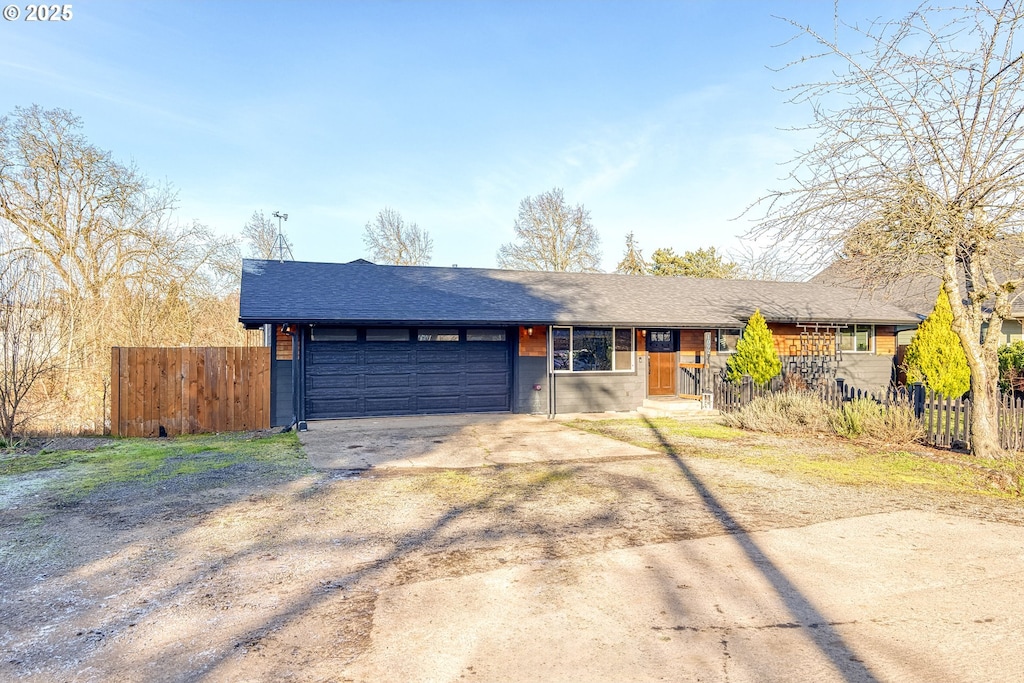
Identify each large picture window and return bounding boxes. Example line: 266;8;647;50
839;324;874;352
552;326;634;372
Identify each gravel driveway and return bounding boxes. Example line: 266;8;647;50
2;415;1023;682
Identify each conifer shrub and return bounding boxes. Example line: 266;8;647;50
726;309;782;387
903;289;970;398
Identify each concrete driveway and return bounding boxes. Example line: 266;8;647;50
298;413;653;469
297;413;1024;682
346;509;1024;683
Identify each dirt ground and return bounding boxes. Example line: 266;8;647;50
1;419;1023;682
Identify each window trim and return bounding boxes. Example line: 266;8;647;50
838;324;875;353
551;326;635;373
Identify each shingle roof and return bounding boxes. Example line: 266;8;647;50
811;259;1024;318
239;259;921;328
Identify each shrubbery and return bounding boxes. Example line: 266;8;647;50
722;391;922;443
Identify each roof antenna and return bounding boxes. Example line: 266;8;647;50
271;211;294;262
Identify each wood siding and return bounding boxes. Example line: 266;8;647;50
875;326;897;356
111;347;270;437
276;325;293;360
519;326;547;357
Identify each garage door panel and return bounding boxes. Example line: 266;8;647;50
308;398;363;416
364;373;413;389
308;374;361;390
466;372;509;386
365;350;412;365
416;395;463;412
308;349;361;365
416;349;463;364
306;334;510;419
364;396;416;413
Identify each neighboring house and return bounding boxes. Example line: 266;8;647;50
239;259;920;426
810;260;1024;347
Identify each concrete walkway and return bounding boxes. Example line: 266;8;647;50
298;413;654;469
346;509;1024;683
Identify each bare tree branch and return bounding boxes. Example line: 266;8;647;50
746;2;1024;457
496;188;601;272
362;208;433;266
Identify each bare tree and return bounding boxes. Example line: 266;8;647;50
747;3;1024;458
0;255;68;440
497;188;601;272
0;105;244;431
729;242;813;281
362;208;432;265
243;210;291;260
615;232;648;275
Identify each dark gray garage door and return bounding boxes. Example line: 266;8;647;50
304;328;511;419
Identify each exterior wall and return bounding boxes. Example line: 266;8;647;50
271;359;294;427
998;319;1023;345
552;371;645;413
518;325;547;356
515;356;548;414
515;325;645;414
836;354;895;395
270;324;295;427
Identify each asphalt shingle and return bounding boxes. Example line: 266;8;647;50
239;259;922;328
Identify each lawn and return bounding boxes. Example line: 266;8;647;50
568;416;1023;497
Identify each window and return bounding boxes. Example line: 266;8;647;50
552;326;634;372
366;328;409;342
717;329;742;353
418;328;459;342
839;324;873;352
310;326;357;342
467;329;506;342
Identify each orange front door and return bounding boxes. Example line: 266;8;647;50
647;330;676;396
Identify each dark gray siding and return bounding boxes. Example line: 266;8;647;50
272;359;293;427
552;372;645;413
515;356;549;414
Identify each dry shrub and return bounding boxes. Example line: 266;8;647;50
829;398;923;443
722;390;832;434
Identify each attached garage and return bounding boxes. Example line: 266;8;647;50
303;327;511;419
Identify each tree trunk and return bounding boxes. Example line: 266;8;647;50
959;329;1004;459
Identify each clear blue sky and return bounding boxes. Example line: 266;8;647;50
1;0;917;271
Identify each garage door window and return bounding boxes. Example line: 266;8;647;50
467;329;506;342
366;328;410;342
418;329;460;342
311;326;357;341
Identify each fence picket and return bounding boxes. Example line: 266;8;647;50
110;347;270;437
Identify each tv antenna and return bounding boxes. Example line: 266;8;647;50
271;211;294;262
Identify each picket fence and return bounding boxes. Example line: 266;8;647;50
711;374;1024;451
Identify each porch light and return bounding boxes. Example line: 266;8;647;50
526;326;534;336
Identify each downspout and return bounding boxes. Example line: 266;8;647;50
547;325;556;419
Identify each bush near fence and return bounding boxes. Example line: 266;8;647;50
711;374;1024;452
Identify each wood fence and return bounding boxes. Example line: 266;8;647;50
711;373;1024;452
110;347;271;437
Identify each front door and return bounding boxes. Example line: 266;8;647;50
647;329;676;396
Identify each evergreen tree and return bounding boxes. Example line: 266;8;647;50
615;232;647;274
903;289;970;398
726;309;782;386
650;246;740;278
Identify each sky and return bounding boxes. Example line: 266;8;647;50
1;0;921;272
